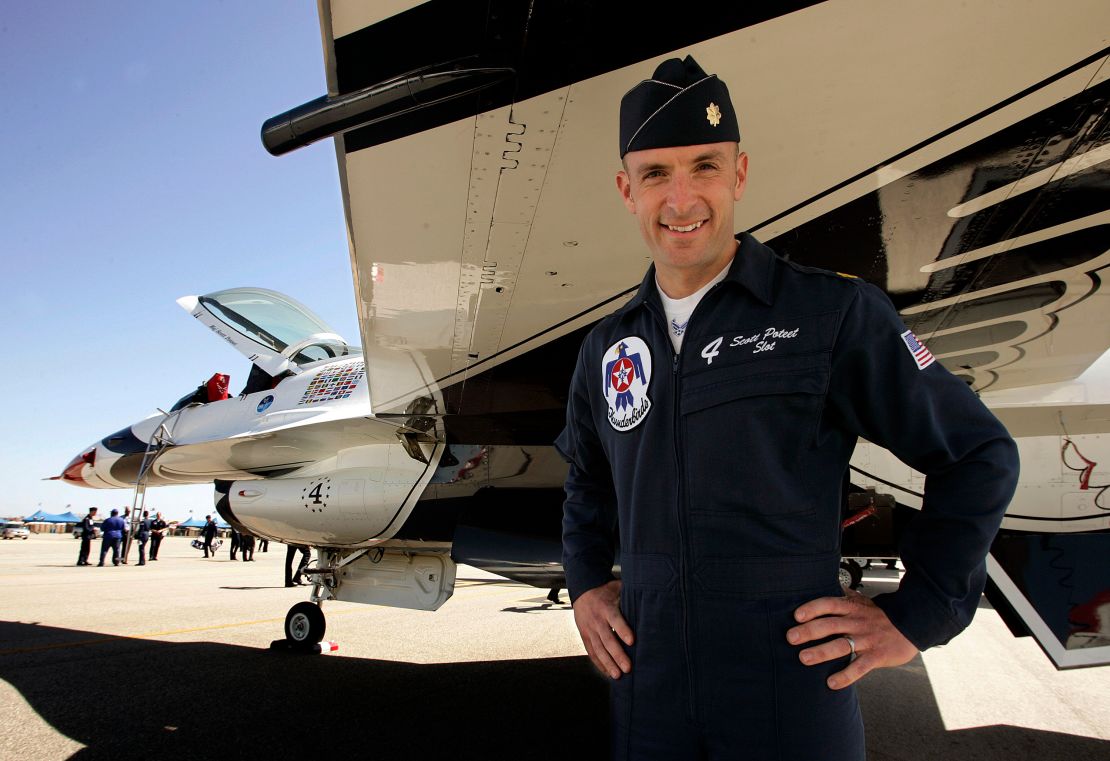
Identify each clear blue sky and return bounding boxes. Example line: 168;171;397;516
0;3;357;521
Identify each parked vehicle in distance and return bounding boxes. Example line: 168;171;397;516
2;522;30;540
73;522;102;540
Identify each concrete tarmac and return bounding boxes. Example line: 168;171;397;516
1;535;1107;760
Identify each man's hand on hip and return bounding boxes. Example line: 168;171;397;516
572;580;635;680
786;589;918;689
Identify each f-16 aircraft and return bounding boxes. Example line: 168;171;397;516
59;0;1110;667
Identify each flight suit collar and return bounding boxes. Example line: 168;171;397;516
620;232;776;315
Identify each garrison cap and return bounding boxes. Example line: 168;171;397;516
619;55;740;157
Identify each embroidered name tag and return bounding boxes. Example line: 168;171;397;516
686;311;838;375
699;326;801;365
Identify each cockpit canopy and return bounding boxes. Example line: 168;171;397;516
178;287;360;377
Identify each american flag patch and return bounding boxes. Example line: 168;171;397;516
900;330;935;370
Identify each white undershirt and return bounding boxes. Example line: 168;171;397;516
657;260;731;353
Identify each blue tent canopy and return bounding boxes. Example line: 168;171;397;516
177;517;229;529
23;510;75;523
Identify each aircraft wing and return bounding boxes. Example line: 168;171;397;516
283;0;1110;416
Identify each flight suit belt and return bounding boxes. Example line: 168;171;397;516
620;551;841;598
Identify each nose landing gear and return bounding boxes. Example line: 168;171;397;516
272;550;341;653
284;601;326;651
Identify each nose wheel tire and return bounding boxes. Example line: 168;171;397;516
839;559;863;590
284;601;326;651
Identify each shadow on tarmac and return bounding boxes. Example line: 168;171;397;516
0;619;1106;760
217;586;289;591
858;656;1108;760
501;603;566;614
0;620;609;760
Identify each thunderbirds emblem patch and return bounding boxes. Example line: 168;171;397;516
603;337;652;431
900;330;935;370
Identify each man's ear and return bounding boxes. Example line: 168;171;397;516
734;150;749;203
616;170;636;214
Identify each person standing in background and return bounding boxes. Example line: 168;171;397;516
135;510;152;566
98;509;126;567
201;515;218;559
149;512;168;561
119;506;132;563
76;506;97;566
285;544;311;587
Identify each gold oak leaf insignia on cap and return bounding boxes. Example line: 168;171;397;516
706;102;722;127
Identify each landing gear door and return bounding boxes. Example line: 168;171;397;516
333;551;456;611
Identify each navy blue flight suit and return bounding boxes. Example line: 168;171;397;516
149;518;167;559
77;514;95;566
201;520;218;557
557;234;1019;760
98;516;127;566
135;518;151;565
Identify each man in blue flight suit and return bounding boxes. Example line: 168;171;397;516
76;506;97;566
201;515;218;558
135;510;151;565
98;508;127;567
149;512;168;560
557;56;1019;760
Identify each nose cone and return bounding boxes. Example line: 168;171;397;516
60;447;97;485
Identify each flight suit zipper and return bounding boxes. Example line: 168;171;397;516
649;281;726;721
646;299;695;714
670;346;697;719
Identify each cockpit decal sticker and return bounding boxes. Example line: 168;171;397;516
298;361;366;405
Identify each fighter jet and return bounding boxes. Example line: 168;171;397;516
60;0;1110;666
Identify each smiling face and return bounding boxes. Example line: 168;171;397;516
617;142;747;296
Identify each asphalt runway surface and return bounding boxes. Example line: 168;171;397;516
1;535;1107;760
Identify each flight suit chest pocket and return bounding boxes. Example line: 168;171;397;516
680;359;829;516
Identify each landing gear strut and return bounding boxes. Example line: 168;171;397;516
275;548;343;652
283;601;326;651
